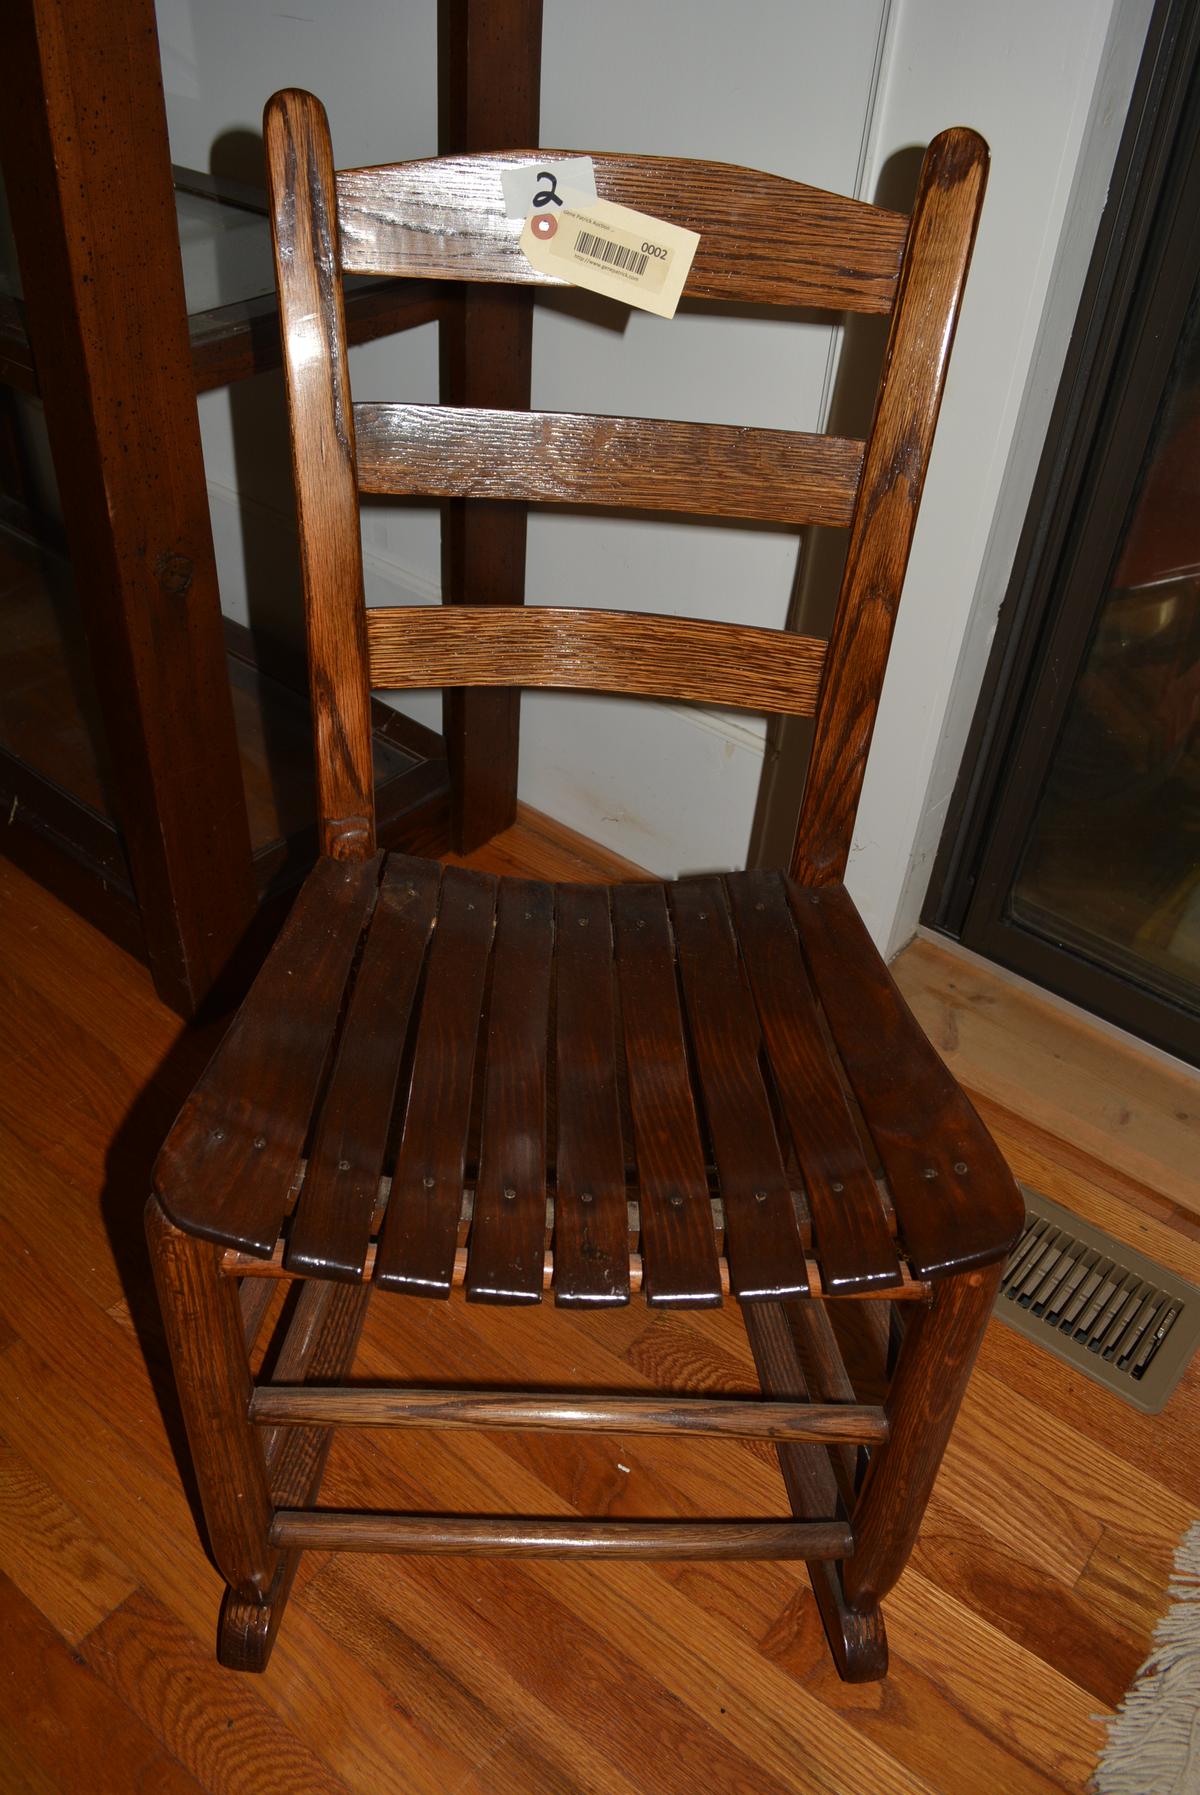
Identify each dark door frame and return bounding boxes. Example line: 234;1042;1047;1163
925;0;1200;1065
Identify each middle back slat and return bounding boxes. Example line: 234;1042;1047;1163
354;404;864;527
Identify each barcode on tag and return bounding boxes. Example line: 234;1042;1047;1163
519;189;699;319
575;230;650;277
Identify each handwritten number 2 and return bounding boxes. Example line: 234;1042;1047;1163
532;171;563;209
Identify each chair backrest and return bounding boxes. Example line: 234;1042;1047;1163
264;87;987;881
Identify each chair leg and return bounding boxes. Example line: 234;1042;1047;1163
743;1300;888;1682
145;1197;282;1665
842;1263;1001;1614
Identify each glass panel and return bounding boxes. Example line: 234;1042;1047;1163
174;187;276;314
1010;281;1200;1015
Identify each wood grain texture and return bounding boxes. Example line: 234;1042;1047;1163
727;871;903;1294
1;852;1191;1793
435;0;542;855
265;88;376;859
790;882;1025;1280
189;277;444;393
551;884;631;1306
2;0;257;1013
355;403;863;526
366;606;826;716
270;1513;854;1558
250;1386;888;1443
743;1301;890;1682
612;883;723;1306
465;879;555;1303
85;1588;352;1795
145;1203;278;1605
154;854;382;1257
792;127;989;883
668;878;810;1301
894;935;1200;1218
337;152;908;312
0;1576;206;1795
285;857;440;1280
0;1442;136;1645
373;866;498;1295
844;1265;1002;1612
227;1240;930;1301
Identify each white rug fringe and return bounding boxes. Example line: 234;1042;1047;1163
1093;1519;1200;1795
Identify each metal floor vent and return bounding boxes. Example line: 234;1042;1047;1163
994;1187;1200;1413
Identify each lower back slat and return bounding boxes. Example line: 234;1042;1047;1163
366;606;826;717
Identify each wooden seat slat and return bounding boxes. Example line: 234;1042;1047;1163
154;854;383;1257
337;152;908;313
611;883;723;1307
373;866;498;1295
787;882;1024;1279
465;879;555;1304
727;870;904;1295
668;878;809;1301
285;856;440;1281
354;403;863;527
551;884;631;1307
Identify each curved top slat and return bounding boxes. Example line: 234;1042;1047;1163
337;152;907;312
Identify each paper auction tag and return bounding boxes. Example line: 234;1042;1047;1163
500;157;597;220
520;190;699;319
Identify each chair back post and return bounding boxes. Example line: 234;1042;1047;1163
789;128;988;887
265;88;377;861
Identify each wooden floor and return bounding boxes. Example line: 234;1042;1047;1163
1;812;1198;1795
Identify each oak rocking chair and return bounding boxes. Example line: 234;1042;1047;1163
147;89;1023;1681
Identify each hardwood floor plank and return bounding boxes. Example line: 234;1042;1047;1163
950;1368;1195;1556
0;1439;137;1643
907;1505;1145;1709
893;937;1199;1216
1073;1524;1183;1643
0;1342;480;1795
3;834;1197;1795
883;1574;1107;1790
305;1555;650;1795
537;1558;945;1795
0;1118;128;1312
0;1573;205;1795
977;1324;1200;1510
83;1590;355;1795
757;1574;1088;1795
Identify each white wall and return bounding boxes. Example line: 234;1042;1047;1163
156;0;1150;946
837;0;1153;951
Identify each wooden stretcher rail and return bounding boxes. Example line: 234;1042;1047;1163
249;1386;889;1444
365;606;827;715
269;1512;856;1558
222;1241;932;1301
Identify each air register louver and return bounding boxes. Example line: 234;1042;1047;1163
993;1188;1199;1413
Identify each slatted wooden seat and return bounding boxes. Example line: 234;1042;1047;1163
147;89;1024;1683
